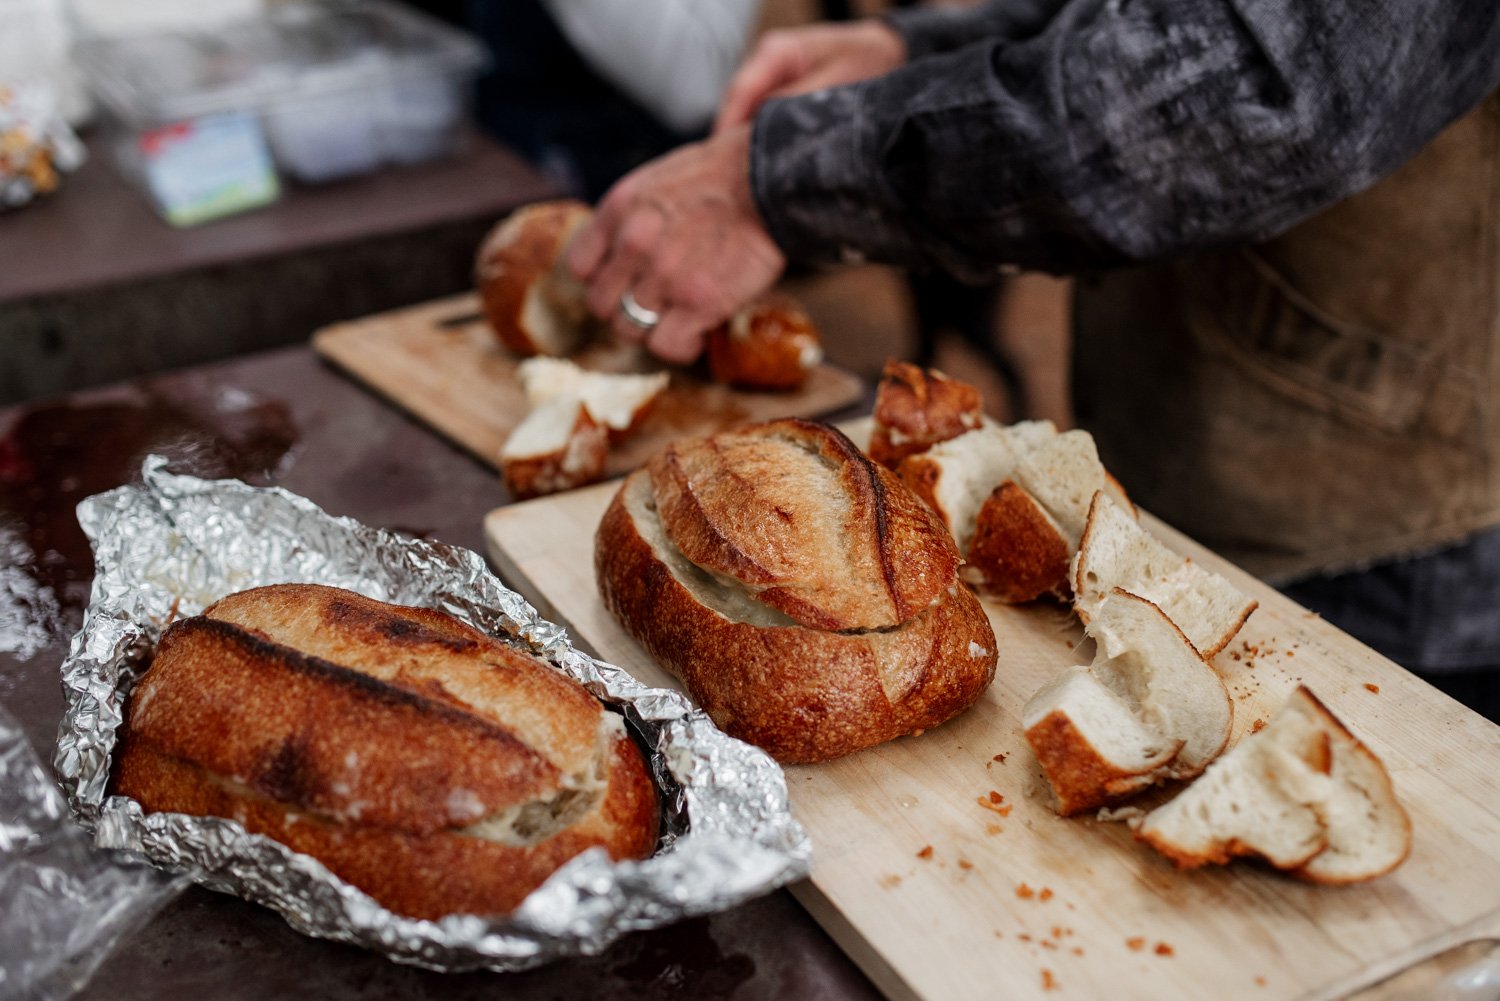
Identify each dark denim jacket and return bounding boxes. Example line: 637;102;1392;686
750;0;1500;281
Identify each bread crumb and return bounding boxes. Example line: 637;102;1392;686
979;792;1013;817
879;873;902;889
1126;937;1146;951
917;845;934;860
1039;887;1054;901
957;859;974;871
994;931;1004;939
1255;975;1267;987
993;752;1009;764
1050;926;1065;939
1365;683;1381;694
1041;969;1059;991
1017;882;1035;899
1019;933;1033;942
1040;939;1058;950
1155;942;1174;957
1072;946;1085;957
1250;718;1266;733
985;823;1004;836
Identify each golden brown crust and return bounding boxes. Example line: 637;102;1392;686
868;360;984;469
1023;711;1173;816
648;419;959;631
705;297;822;391
114;584;658;918
595;467;996;763
116;730;658;920
963;481;1073;603
476;199;594;357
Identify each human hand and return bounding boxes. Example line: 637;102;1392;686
713;19;907;134
565;124;786;364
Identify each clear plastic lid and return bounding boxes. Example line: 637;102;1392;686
76;0;486;128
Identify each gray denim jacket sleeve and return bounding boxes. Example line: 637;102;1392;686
749;0;1500;281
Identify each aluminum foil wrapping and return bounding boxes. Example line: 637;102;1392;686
54;457;812;972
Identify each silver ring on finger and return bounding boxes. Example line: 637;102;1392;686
619;290;662;332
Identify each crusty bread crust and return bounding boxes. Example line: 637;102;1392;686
648;419;959;632
868;360;984;468
596;460;997;764
706;297;823;391
963;481;1072;603
115;584;658;919
1025;708;1179;816
476;200;595;357
116;729;656;920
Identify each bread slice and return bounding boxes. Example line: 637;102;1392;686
517;357;669;442
868;360;985;468
116;584;658;919
1136;686;1410;882
964;480;1073;602
1073;492;1257;658
595;420;997;763
1023;666;1184;816
706;296;824;390
1011;429;1111;551
499;395;609;500
1023;589;1231;813
476;200;596;357
896;422;1056;551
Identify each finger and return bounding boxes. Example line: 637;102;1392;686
646;308;713;366
713;40;801;134
585;206;665;322
565;171;637;280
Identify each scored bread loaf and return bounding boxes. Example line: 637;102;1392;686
476;199;597;357
1023;589;1232;814
1135;686;1411;883
1073;492;1257;658
868;360;985;468
114;584;659;919
705;296;824;390
594;418;997;763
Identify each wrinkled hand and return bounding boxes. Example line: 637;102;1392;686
713;20;907;134
566;124;785;364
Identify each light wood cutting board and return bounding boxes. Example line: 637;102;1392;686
483;430;1500;1001
312;293;864;475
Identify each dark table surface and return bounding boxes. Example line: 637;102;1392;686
0;344;882;1001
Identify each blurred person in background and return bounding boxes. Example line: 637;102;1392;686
467;0;759;200
566;0;1500;721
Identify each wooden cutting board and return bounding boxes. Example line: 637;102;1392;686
312;293;864;474
483;434;1500;1001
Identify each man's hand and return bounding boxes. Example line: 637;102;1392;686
566;124;786;364
713;20;907;134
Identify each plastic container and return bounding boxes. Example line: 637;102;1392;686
76;0;486;223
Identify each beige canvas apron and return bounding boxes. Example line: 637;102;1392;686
1073;91;1500;583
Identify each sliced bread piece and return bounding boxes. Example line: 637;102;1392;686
896;422;1055;551
517;357;669;442
1073;492;1257;658
1136;686;1410;882
1087;589;1233;780
868;360;985;469
963;480;1073;602
1023;665;1184;816
499;395;609;500
1024;589;1232;813
1012;429;1111;551
705;296;824;390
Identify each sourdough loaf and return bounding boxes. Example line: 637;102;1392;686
114;584;659;919
476;199;596;357
594;418;997;763
1135;686;1410;883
